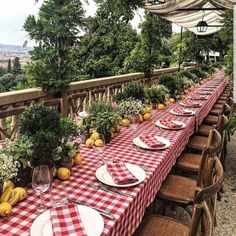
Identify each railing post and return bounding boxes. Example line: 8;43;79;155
0;118;7;140
61;89;69;117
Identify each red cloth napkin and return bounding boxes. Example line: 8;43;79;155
173;108;192;115
139;135;166;148
190;95;207;100
182;100;200;108
159;119;182;129
50;204;87;236
107;163;138;185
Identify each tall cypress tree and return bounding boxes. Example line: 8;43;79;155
12;57;22;75
24;0;85;93
7;59;11;73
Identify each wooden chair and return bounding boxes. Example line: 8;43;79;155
136;157;223;236
176;128;222;174
187;127;220;153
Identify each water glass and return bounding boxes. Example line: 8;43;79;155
50;181;68;207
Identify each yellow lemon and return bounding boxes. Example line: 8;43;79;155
138;114;143;122
12;187;27;201
74;153;83;165
56;167;71;181
146;105;152;113
3;180;14;192
94;139;104;147
122;119;130;127
71;158;75;166
90;132;100;141
141;108;147;115
85;138;94;148
143;112;151;121
168;98;175;103
0;202;12;217
181;95;186;100
157;104;165;110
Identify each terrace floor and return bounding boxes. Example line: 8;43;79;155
214;133;236;236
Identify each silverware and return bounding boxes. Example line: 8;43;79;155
99;183;133;198
89;182;121;197
68;198;115;220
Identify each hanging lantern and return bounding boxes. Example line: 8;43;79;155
196;20;208;33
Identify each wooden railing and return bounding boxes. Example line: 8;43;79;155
0;66;192;140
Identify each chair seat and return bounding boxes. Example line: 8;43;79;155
216;99;226;104
219;96;228;100
176;152;202;172
210;108;221;116
204;115;218;125
213;104;224;110
187;135;209;151
197;124;212;136
158;175;197;204
138;215;190;236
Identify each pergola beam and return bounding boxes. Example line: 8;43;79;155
176;7;225;11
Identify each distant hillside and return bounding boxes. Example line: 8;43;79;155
0;44;33;54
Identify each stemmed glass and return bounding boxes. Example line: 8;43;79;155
93;134;106;167
129;115;140;138
32;165;51;213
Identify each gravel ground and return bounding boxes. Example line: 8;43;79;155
214;134;236;236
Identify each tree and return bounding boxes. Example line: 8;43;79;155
12;57;22;75
0;73;17;92
77;1;138;79
24;0;85;93
125;12;172;77
7;59;11;73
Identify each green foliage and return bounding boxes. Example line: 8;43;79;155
145;85;169;104
24;0;85;93
189;68;207;82
126;12;172;77
118;98;143;117
19;104;61;136
226;112;236;134
0;73;17;92
7;59;11;73
114;81;145;103
91;111;121;139
220;10;233;46
224;44;233;78
78;2;138;79
0;137;34;168
12;57;21;76
89;99;116;116
159;74;178;97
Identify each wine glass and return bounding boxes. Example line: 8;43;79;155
93;134;106;167
129;115;139;138
32;165;51;213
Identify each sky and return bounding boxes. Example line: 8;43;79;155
0;0;181;47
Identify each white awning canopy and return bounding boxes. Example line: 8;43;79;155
144;0;236;35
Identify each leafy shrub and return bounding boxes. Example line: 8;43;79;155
145;85;169;104
118;98;143;117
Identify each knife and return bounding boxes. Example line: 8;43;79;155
99;183;133;198
68;198;115;220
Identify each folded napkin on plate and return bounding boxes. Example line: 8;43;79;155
107;162;138;185
182;101;200;108
139;134;166;148
190;95;207;100
159;119;182;128
173;108;192;115
50;204;87;236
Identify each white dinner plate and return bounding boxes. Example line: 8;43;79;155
169;109;195;116
96;163;146;187
133;135;171;150
179;101;201;108
155;120;186;130
30;205;104;236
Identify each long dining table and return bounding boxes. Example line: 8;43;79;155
0;70;228;236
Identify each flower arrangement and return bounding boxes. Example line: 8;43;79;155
118;98;143;118
0;154;19;183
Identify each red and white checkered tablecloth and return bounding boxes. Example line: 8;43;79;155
0;71;228;236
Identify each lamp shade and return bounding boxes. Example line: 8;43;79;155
196;20;208;33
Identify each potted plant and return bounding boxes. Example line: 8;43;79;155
0;137;34;187
145;85;169;107
0;153;19;195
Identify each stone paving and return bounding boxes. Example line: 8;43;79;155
214;134;236;236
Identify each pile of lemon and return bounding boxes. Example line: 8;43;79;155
56;152;83;181
85;131;105;148
0;180;27;217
